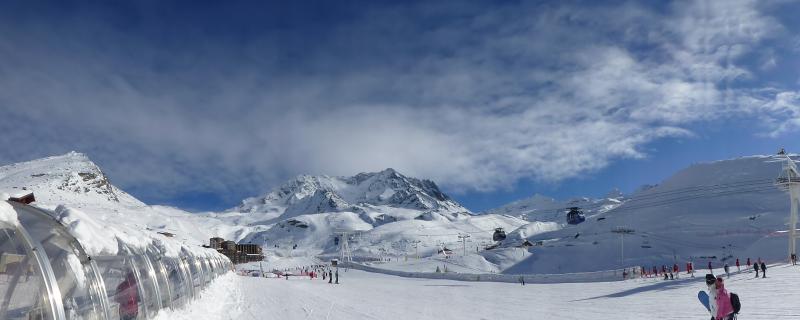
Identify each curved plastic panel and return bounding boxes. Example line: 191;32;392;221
94;255;147;320
161;257;190;308
146;250;172;311
3;202;233;320
0;221;58;320
12;204;106;320
128;249;161;319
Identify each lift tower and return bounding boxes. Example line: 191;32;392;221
333;230;353;262
776;148;800;260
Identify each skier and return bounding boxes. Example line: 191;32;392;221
673;264;679;279
724;263;730;279
519;276;525;285
708;261;713;274
792;253;797;265
328;270;333;284
746;257;751;267
735;258;740;272
714;276;735;320
760;261;766;278
335;269;339;284
322;271;326;281
753;262;760;278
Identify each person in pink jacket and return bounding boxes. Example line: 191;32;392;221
714;276;735;320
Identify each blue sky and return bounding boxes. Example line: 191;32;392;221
1;1;800;212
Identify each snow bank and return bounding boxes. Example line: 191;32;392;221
152;273;243;320
0;201;19;225
54;205;120;256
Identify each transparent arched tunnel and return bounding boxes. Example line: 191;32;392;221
0;201;232;320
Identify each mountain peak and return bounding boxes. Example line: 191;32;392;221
0;152;142;206
233;169;468;217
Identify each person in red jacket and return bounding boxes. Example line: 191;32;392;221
116;272;140;320
735;258;740;271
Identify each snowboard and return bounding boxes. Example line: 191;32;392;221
698;291;710;312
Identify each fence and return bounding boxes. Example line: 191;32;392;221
340;261;630;284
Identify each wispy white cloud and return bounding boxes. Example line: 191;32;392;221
0;0;797;204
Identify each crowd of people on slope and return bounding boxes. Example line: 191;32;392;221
626;256;776;281
274;264;341;284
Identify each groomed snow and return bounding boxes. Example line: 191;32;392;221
163;258;800;320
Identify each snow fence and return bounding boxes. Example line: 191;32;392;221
0;200;233;320
340;261;629;284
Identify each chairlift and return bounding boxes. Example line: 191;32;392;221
566;207;586;225
493;227;507;242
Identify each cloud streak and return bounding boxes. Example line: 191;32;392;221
0;1;798;207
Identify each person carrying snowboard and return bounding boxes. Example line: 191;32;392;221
754;262;760;278
714;276;735;320
760;262;766;278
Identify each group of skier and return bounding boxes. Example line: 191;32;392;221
633;257;769;282
283;264;340;284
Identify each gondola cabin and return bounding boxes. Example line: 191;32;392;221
493;227;507;241
566;207;586;225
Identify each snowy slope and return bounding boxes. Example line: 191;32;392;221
495;155;795;274
160;256;798;320
483;191;624;222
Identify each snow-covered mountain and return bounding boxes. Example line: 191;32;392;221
0;152;252;250
491;154;795;273
226;169;533;262
0;151;143;207
231;168;468;219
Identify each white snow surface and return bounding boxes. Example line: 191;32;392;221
0;200;18;225
160;256;799;320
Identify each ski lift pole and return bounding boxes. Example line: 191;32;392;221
612;227;635;268
458;234;470;256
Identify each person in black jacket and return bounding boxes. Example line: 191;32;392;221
760;262;767;278
754;262;760;278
